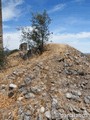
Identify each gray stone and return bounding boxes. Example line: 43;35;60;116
8;112;14;120
9;83;17;90
65;52;70;56
72;70;78;75
18;113;24;120
68;115;73;120
8;75;16;80
24;77;32;85
71;90;82;96
64;69;72;75
51;109;62;120
66;93;72;99
66;92;80;101
80;81;88;89
64;117;69;120
68;106;73;112
83;109;89;115
24;93;35;99
52;98;59;109
37;114;42;120
84;96;90;104
1;84;6;89
26;105;34;113
73;107;80;114
64;63;69;67
71;95;80;101
24;93;31;99
13;71;19;76
24;115;31;120
29;93;35;98
18;108;24;115
31;87;41;94
18;86;27;94
45;111;51;119
25;110;31;116
40;107;45;113
23;89;28;95
75;60;80;65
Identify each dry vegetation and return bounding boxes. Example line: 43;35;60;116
0;44;90;120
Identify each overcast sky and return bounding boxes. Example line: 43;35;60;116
2;0;90;53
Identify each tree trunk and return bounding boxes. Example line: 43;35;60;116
0;0;3;50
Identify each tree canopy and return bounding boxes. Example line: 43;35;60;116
21;10;51;54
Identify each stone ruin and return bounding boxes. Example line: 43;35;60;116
19;42;28;59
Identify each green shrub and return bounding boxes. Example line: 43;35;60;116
0;49;6;68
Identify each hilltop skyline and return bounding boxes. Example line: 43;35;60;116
2;0;90;53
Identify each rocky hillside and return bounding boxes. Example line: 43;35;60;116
0;44;90;120
85;53;90;62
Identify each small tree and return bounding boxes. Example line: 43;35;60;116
21;10;51;54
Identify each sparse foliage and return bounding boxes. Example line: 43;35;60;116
0;49;6;68
20;10;51;54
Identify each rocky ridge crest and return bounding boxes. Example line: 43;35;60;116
0;44;90;120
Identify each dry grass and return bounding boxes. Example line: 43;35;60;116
0;43;87;119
